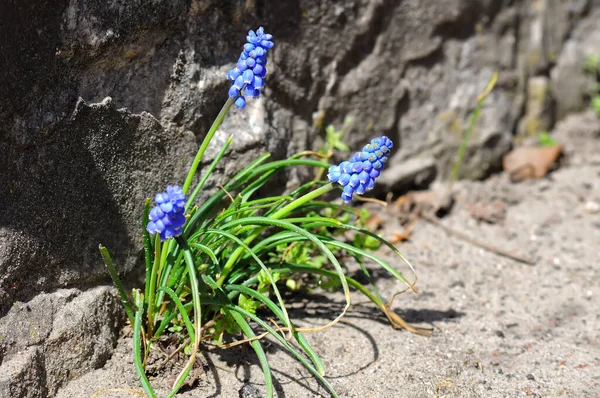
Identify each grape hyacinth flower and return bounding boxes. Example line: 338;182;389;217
227;26;274;109
146;185;187;241
327;136;393;203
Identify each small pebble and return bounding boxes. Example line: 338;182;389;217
239;384;261;398
526;373;535;381
495;330;505;338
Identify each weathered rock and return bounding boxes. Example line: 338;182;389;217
518;76;554;136
0;98;196;312
378;157;437;193
551;7;600;119
517;0;589;77
552;110;600;165
0;287;123;396
0;347;46;398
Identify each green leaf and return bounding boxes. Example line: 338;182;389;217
238;293;260;314
538;132;557;147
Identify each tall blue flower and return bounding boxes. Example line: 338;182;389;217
327;136;393;203
227;27;274;109
146;185;187;241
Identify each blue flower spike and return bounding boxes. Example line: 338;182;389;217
146;185;187;241
327;136;393;203
227;26;274;109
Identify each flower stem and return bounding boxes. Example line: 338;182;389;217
133;290;157;398
182;97;236;195
145;234;162;338
169;237;202;396
217;183;335;286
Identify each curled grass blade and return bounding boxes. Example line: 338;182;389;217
185;153;272;233
189;242;219;268
218;216;350;334
203;229;292;336
225;284;326;376
225;308;274;398
156;287;195;342
271;264;431;336
280;216;418;291
226;304;339;398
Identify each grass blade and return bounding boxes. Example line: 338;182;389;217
226;308;274;398
99;245;135;325
133;290;157;398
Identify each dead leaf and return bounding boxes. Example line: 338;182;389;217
503;145;563;181
388;220;417;243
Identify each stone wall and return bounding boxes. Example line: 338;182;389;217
1;0;600;394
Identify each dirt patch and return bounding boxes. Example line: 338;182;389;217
57;121;600;398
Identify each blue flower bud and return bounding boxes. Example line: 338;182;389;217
244;86;260;98
233;75;245;90
235;96;247;109
228;86;240;98
358;170;369;184
237;60;248;71
242;69;254;83
227;68;241;81
328;166;341;182
338;173;351;186
147;185;187;241
227;26;273;108
341;185;354;202
253;64;266;77
351;162;363;173
349;174;360;187
339;161;351;174
253;76;264;89
366;178;376;190
327;136;392;202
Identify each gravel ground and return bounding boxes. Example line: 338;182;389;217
57;117;600;398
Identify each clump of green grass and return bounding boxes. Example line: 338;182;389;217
100;28;428;398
